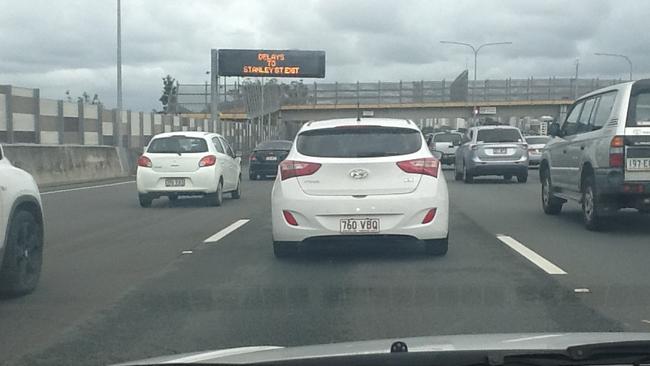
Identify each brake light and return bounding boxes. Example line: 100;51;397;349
282;210;298;226
279;160;321;180
250;154;257;162
422;208;437;224
396;158;439;178
137;155;152;168
609;136;625;168
199;155;217;167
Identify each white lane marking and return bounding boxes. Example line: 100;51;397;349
163;346;282;364
574;288;591;293
41;181;135;195
503;334;565;343
496;235;567;275
642;320;650;325
204;219;250;243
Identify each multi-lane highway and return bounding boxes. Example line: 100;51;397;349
2;168;650;366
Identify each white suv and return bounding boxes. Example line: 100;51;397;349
271;118;449;257
0;145;44;296
136;132;242;207
541;79;650;230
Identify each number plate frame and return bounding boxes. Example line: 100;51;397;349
339;218;380;234
626;158;650;171
165;178;186;187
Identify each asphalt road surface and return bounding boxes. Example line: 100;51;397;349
2;168;649;365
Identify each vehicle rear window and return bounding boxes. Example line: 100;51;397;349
256;141;292;150
433;133;462;144
476;129;523;143
147;137;208;153
628;92;650;127
296;126;422;158
525;137;550;145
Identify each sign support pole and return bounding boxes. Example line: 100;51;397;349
210;49;220;134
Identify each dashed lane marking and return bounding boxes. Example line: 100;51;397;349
203;219;250;243
497;234;567;275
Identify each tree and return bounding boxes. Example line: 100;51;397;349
159;75;178;113
65;90;72;102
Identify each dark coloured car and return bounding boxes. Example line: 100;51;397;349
249;140;293;180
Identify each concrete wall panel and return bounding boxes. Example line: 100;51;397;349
13;113;36;131
63;102;78;117
40;131;59;144
40;99;59;116
0;94;6;130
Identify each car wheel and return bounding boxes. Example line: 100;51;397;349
504;174;513;181
139;194;153;208
463;163;474;184
516;173;528;183
231;177;242;199
454;165;463;181
0;210;43;296
424;237;448;256
273;241;299;258
541;171;563;215
582;176;603;231
207;181;224;207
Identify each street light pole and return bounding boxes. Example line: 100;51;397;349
116;0;123;147
594;52;633;81
440;41;513;82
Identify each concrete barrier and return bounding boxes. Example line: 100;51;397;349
2;144;129;187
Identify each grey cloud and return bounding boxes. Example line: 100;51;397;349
1;0;649;111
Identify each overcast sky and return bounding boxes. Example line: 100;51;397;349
1;0;648;111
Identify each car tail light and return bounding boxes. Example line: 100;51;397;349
250;154;257;162
137;155;152;168
282;210;298;226
609;136;625;168
279;160;321;180
397;158;439;178
422;208;437;224
199;155;217;167
623;184;645;193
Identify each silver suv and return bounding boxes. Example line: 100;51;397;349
455;126;529;183
541;79;650;230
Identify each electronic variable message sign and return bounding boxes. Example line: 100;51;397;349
217;49;326;78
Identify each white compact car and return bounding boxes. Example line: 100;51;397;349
0;145;44;296
136;132;242;207
271;118;449;257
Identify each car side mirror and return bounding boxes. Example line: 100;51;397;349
548;122;561;137
426;135;433;145
431;150;443;160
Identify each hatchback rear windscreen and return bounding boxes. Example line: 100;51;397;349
433;133;462;144
147;137;208;153
477;129;523;143
297;126;422;158
256;141;292;150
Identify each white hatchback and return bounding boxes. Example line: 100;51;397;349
271;118;449;257
136;132;242;207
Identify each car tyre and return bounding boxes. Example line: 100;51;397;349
582;176;603;231
454;166;463;181
139;194;153;208
0;210;43;296
424;237;448;256
273;241;299;258
207;181;223;207
516;173;528;183
231;177;242;199
541;171;563;215
463;163;474;184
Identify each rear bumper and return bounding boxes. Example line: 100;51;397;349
441;154;455;164
136;167;219;195
249;162;280;176
528;154;542;165
272;176;449;242
594;168;650;210
468;159;528;176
